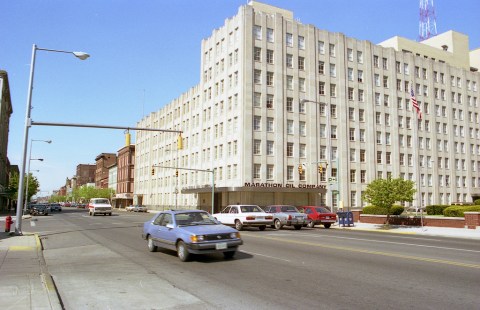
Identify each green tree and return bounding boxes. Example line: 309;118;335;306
6;172;40;204
362;177;416;224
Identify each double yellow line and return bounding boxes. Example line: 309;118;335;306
246;234;480;269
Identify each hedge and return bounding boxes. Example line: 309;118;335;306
362;205;404;215
426;205;450;215
443;205;480;217
474;199;480;205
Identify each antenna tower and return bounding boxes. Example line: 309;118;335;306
418;0;437;41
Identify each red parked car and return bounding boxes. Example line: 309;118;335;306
297;206;337;228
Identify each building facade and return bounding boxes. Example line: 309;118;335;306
95;153;117;189
135;1;480;212
75;164;96;187
0;70;13;210
114;144;135;208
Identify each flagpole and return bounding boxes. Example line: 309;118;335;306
410;83;424;230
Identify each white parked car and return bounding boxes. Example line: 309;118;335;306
126;205;148;212
88;198;112;216
213;205;273;231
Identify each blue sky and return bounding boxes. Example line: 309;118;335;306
1;0;479;194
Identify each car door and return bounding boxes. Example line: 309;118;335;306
157;213;176;249
215;206;231;224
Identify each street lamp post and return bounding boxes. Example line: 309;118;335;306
24;158;43;212
15;44;89;234
24;139;52;212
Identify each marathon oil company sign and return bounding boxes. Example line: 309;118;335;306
244;182;326;189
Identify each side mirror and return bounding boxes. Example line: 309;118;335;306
166;223;174;229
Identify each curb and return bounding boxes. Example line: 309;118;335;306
35;234;63;310
332;225;418;235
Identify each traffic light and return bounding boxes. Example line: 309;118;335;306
298;164;303;175
151;168;155;175
318;165;323;174
177;133;183;150
175;170;179;177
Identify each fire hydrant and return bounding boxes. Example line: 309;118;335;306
5;215;13;232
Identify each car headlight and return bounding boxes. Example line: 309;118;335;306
230;232;240;239
190;235;205;243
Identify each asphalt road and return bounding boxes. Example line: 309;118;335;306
23;208;480;310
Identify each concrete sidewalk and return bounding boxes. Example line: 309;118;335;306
0;231;62;310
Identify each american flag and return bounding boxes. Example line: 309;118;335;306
410;87;422;119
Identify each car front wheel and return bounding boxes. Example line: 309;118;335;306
235;220;243;231
147;236;157;252
274;219;282;230
177;241;190;262
324;223;331;228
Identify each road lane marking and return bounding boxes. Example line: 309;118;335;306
284;232;480;254
242;251;291;262
244;234;480;269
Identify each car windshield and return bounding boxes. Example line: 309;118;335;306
315;207;331;213
280;206;298;212
93;199;109;204
240;205;263;212
175;212;217;226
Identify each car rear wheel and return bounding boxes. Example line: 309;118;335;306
234;220;243;231
274;219;282;230
147;236;157;252
324;223;331;229
307;221;315;228
259;225;266;231
177;241;190;262
294;225;302;230
223;251;236;259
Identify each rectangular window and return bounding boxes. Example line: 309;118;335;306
266;28;274;42
253;164;261;178
253;139;261;155
287;166;293;181
299;121;306;136
267;72;274;86
254;69;261;84
267;117;274;132
254;92;261;107
287;143;294;157
266;49;274;64
298;56;305;70
287;120;294;134
298;36;305;49
267;141;274;155
318;41;325;54
318;61;325;74
287;76;293;90
360;149;366;162
286;97;293;112
286;33;293;47
330;63;336;77
330;84;336;97
329;44;336;56
266;95;274;109
267;165;274;180
357;51;363;63
319;82;325;95
253;25;262;40
347;48;353;61
254;47;261;62
286;54;293;68
253;116;261;130
299;144;306;157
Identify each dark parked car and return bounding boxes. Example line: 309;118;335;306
297;206;337;228
49;203;62;212
30;204;49;216
143;210;243;261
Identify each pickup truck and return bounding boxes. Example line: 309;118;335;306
88;198;113;216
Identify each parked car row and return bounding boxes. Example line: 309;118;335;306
213;204;337;231
26;202;64;216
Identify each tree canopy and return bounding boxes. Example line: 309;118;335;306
362;177;416;213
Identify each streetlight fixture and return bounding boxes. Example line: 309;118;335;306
15;44;89;235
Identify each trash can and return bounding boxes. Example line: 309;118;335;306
337;211;354;227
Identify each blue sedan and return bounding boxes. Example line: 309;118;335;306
142;210;243;261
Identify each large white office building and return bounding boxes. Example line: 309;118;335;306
134;1;480;212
